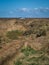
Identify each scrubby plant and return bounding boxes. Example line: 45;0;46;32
6;30;23;40
36;29;46;38
23;30;33;36
14;60;22;65
21;46;37;56
28;63;39;65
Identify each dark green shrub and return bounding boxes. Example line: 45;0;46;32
6;30;23;40
28;63;39;65
21;46;37;56
45;64;49;65
36;29;46;38
14;60;22;65
0;46;2;49
23;30;33;36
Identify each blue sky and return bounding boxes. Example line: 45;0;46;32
0;0;49;18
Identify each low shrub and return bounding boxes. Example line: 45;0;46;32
28;63;39;65
6;30;23;40
36;29;46;38
21;46;37;56
14;60;22;65
23;30;33;36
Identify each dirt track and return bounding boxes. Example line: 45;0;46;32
0;40;24;65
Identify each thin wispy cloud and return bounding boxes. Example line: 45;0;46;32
7;7;49;18
15;7;49;13
8;7;49;14
20;8;28;12
16;8;30;12
33;7;49;12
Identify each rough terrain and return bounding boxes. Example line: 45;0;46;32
0;18;49;65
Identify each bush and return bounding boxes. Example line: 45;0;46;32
23;30;33;36
21;46;37;56
6;30;23;40
36;29;46;38
14;60;22;65
28;63;39;65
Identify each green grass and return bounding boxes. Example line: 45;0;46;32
14;60;22;65
21;46;37;56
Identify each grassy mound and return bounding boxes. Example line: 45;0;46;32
6;30;23;40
